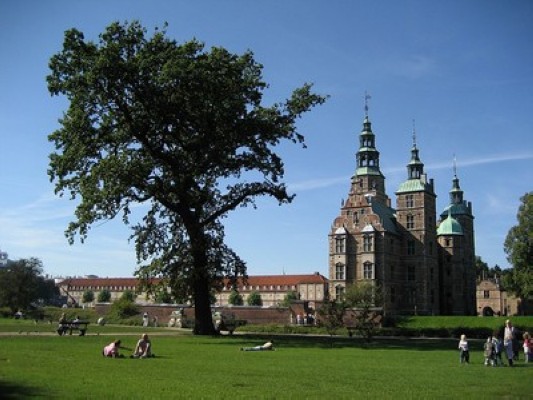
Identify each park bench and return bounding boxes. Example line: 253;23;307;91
57;321;89;336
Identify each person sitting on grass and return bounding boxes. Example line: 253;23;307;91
131;333;154;358
241;340;274;351
103;340;126;358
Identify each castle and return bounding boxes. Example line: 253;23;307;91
328;110;476;316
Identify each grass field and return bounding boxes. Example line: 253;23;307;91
0;320;531;399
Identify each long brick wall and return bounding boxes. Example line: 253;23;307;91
94;303;293;326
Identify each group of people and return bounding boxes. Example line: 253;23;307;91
458;320;532;366
103;334;154;359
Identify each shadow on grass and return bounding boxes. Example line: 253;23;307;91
0;380;50;399
213;333;461;351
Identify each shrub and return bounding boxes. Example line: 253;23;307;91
108;298;139;320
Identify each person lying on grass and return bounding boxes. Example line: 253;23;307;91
102;340;130;358
131;333;154;358
241;340;274;351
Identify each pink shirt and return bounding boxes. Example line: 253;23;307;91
103;342;118;357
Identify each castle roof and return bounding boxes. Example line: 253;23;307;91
437;211;464;236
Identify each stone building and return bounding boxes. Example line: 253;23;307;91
56;273;328;308
215;273;328;308
476;278;523;316
328;111;476;316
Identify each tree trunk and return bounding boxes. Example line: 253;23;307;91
193;275;216;335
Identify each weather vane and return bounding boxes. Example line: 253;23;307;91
364;91;371;116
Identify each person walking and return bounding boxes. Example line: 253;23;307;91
504;319;515;367
458;334;470;364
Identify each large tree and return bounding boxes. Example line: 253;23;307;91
0;258;57;312
503;192;532;303
47;21;326;334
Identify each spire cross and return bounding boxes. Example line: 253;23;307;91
453;154;457;177
364;91;371;116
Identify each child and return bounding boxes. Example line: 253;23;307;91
523;332;531;363
103;339;123;358
492;334;503;366
458;334;469;364
484;336;495;366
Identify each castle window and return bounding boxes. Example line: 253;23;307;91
363;262;373;279
335;285;345;300
407;215;415;229
335;263;345;280
335;236;345;253
406;194;414;208
363;235;372;252
484;290;490;299
407;240;415;255
407;264;416;281
431;289;435;304
390;287;396;303
407;288;416;304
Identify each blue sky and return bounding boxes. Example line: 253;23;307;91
0;0;531;278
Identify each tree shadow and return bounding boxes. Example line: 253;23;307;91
0;380;50;399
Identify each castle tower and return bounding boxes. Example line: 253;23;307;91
395;127;439;315
437;162;476;315
328;106;399;311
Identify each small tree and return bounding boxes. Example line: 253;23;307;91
247;291;262;306
82;290;95;304
121;290;136;302
280;290;299;307
228;290;244;306
97;289;111;303
317;295;345;337
344;281;383;342
109;297;139;319
155;289;173;304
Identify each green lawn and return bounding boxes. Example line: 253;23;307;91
0;321;531;399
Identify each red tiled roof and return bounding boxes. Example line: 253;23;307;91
225;274;328;288
57;274;328;289
58;277;162;288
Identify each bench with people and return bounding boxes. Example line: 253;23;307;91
57;314;89;336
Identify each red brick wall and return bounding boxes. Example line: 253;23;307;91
94;304;292;325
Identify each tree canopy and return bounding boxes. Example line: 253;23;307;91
47;20;326;334
246;290;262;306
503;192;532;302
0;258;58;312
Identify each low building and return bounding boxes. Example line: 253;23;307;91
56;272;329;308
56;277;157;306
215;273;328;308
476;278;524;316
